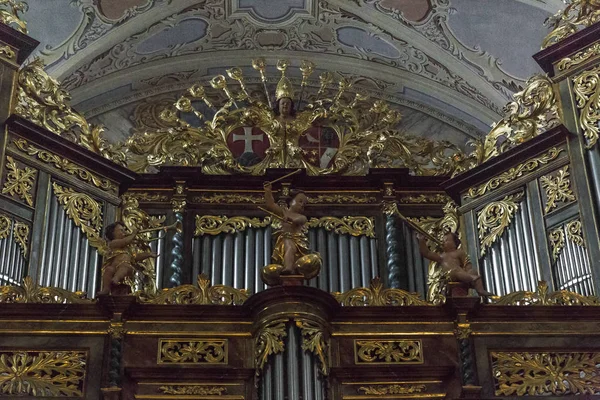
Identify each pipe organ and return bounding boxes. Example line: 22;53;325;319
2;5;600;399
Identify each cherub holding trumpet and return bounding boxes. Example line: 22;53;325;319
94;222;159;296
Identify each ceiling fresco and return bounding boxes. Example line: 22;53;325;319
23;0;564;146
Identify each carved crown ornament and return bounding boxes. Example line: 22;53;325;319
15;57;475;176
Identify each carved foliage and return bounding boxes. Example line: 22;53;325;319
139;274;248;305
296;319;329;375
0;350;87;396
492;280;600;306
159;385;227;395
195;215;271;236
333;277;430;306
307;216;375;237
492;351;600;396
0;276;91;303
1;156;36;206
158;339;227;364
0;0;28;33
357;384;426;395
573;65;600;149
540;165;576;213
477;191;524;256
355;339;423;364
52;182;103;239
255;318;287;377
542;0;600;49
466;148;564;199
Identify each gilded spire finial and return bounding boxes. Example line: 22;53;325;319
275;59;294;101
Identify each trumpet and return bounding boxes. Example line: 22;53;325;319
138;220;182;236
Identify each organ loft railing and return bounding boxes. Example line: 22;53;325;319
2;1;600;399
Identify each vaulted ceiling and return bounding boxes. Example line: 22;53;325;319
25;0;564;147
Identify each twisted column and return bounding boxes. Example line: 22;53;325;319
386;214;402;288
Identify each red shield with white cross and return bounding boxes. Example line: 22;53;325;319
226;126;270;167
298;126;340;168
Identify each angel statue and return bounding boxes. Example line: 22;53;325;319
93;222;158;296
260;174;322;286
90;195;171;296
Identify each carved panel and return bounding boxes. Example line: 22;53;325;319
0;350;87;396
158;338;228;364
354;339;423;364
540;165;576;214
1;156;37;207
491;351;600;396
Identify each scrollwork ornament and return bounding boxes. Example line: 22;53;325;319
333;277;431;306
0;214;10;239
139;274;248;305
460;75;561;170
398;193;450;204
492;280;600;305
193;193;263;204
466;148;563;199
355;339;423;364
159;339;227;364
255;318;288;382
0;44;15;61
12;138;116;192
195;215;271;236
15;59;126;165
159;386;227;395
557;42;600;71
13;220;28;257
2;156;36;206
548;226;566;262
307;216;375;237
573;65;600;149
307;193;378;204
542;0;600;49
52;182;103;240
295;319;329;376
0;0;28;34
477;191;524;256
0;276;91;303
540;165;576;213
566;219;585;247
358;384;426;395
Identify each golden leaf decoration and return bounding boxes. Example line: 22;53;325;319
0;0;28;34
0;213;10;239
492;280;600;306
477;191;524;256
492;352;600;396
557;42;600;71
573;65;600;149
1;156;36;206
255;319;288;379
15;59;126;165
307;194;378;204
159;386;227;395
566;219;585;247
542;0;600;49
0;45;15;60
296;319;328;375
0;351;87;396
307;216;375;237
195;215;271;236
158;339;227;364
355;340;423;364
13;220;29;257
0;276;91;303
138;274;248;305
540;165;576;213
333;277;431;306
12;138;116;192
193;193;263;204
358;384;426;395
548;226;566;262
52;182;103;239
466;148;563;199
